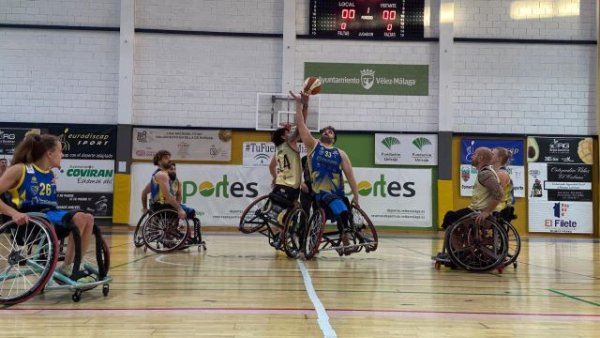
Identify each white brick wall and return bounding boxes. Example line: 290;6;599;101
0;0;120;27
453;43;597;134
0;30;119;124
0;1;596;135
135;0;283;34
133;34;282;127
296;40;439;132
455;0;597;40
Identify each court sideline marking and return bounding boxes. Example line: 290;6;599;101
297;259;337;338
548;289;600;307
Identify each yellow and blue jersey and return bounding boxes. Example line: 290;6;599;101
150;169;177;205
7;164;58;211
150;169;164;204
308;142;344;200
498;166;515;209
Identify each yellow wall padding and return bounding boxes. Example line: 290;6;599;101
112;173;131;225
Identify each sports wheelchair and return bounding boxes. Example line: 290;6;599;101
133;210;150;248
137;206;206;253
433;210;521;272
0;212;111;305
302;197;378;260
239;193;308;258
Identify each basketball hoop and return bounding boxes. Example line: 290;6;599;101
279;122;297;133
255;93;320;132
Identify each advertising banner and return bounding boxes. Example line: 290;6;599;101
0;125;116;218
48;125;116;160
130;164;272;226
350;168;432;227
459;138;525;197
460;139;524;165
526;136;593;164
0;128;44;163
132;128;232;161
0;128;32;155
58;192;113;217
130;164;433;227
374;133;438;165
242;142;308;167
53;160;114;193
528;201;593;234
527;136;593;233
304;62;428;96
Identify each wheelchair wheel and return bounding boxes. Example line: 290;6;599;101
502;221;521;268
0;216;59;305
133;211;150;248
282;208;307;259
350;204;378;253
239;195;270;234
142;209;190;253
446;217;508;272
303;209;325;260
84;226;110;279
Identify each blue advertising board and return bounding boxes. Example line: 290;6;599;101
460;139;524;166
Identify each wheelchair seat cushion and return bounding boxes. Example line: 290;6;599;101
268;186;298;209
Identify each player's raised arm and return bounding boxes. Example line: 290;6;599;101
289;91;317;150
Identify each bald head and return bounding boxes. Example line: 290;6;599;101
472;147;493;168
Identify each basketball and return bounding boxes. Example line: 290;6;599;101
303;76;322;95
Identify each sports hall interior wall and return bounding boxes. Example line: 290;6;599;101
0;1;598;232
0;0;596;133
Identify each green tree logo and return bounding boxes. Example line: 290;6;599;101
412;137;432;151
381;136;400;150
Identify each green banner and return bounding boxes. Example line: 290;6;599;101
305;62;429;96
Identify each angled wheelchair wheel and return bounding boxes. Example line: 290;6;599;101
239;195;270;234
350;204;378;253
142;209;190;253
502;221;521;268
303;209;325;260
133;211;150;248
0;216;59;305
446;216;508;272
82;226;110;281
282;208;307;259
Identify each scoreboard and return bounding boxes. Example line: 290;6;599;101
309;0;425;40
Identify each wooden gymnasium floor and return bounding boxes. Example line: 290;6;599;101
2;228;600;337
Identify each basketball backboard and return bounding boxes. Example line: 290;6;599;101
255;93;320;132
